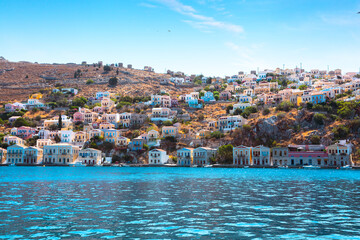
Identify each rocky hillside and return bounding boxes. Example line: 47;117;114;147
0;58;191;102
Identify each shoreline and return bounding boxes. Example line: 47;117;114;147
1;163;359;170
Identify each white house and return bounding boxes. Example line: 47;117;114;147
148;149;169;165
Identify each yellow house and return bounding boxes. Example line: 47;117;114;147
30;93;43;99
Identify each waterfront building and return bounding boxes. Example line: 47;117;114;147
43;144;79;165
78;148;102;165
327;143;353;166
252;145;271;166
6;144;26;164
148;149;169;164
192;147;217;166
233;145;251;165
288;151;328;166
0;148;7;164
23;146;43;165
177;148;194;166
272;147;289;166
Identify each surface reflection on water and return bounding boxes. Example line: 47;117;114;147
0;167;359;239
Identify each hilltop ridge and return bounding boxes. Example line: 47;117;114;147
0;60;182;102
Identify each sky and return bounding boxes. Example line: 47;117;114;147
1;0;360;76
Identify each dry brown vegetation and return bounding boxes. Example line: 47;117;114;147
0;59;192;102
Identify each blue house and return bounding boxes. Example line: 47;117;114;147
311;93;326;104
188;99;203;108
201;92;215;102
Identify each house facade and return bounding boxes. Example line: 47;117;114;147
78;148;102;165
43;144;79;165
177;148;193;166
148;149;169;164
192;147;217;166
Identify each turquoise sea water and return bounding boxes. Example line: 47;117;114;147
0;167;360;239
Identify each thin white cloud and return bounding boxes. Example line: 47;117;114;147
139;2;158;8
225;41;253;61
320;14;360;26
152;0;244;33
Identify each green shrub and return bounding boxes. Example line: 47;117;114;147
210;131;224;139
262;108;270;115
313;113;326;125
276;101;294;112
332;125;350;139
310;135;321;144
86;79;94;84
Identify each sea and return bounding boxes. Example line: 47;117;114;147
0;167;359;239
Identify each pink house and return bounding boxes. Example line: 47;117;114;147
16;126;37;139
288;151;329;166
93;106;104;113
73;112;85;122
219;91;232;101
5;102;26;112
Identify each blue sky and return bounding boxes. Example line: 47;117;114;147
1;0;360;76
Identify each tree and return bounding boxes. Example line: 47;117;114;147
299;84;307;90
233;108;243;116
226;104;233;114
109;77;118;86
74;69;81;78
213;91;220;101
241;106;257;118
26;136;39;146
14;117;30;127
54;135;61;143
332;125;350;139
162;120;173;126
104;65;111;72
216;144;233;164
58;112;62;130
72;97;87;107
